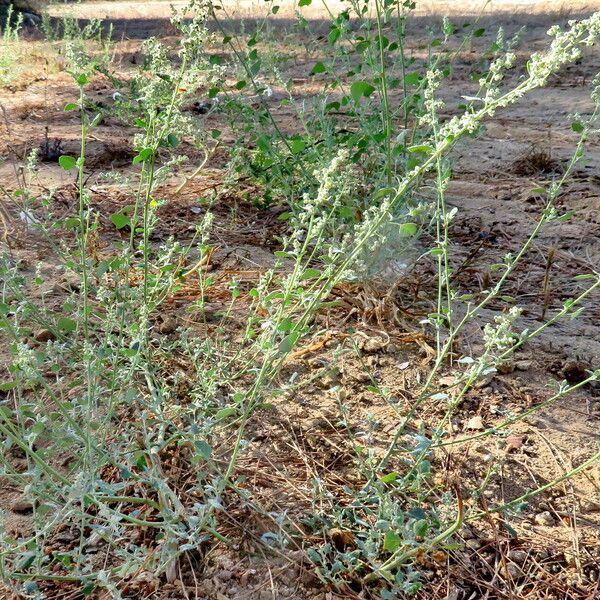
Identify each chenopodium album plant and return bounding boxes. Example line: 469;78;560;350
210;0;528;279
0;1;599;596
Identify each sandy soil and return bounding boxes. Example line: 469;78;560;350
0;3;599;599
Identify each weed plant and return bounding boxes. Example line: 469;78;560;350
0;1;599;597
0;5;24;86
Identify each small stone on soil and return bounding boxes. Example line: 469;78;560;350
34;329;56;342
465;415;486;430
11;497;33;514
534;511;556;526
508;550;528;564
515;360;533;371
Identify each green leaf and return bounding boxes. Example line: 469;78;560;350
351;81;376;103
298;0;312;6
166;133;179;148
81;581;96;596
76;73;89;86
194;440;212;460
414;519;429;537
311;62;326;75
58;155;77;170
289;138;306;154
328;27;341;45
473;28;485;37
278;332;299;354
111;212;130;230
133;148;153;165
57;317;77;333
301;268;321;280
271;5;280;14
379;472;398;484
64;103;78;111
0;380;17;392
571;121;584;133
404;72;421;86
408;144;433;154
277;319;294;332
555;211;573;223
399;223;418;237
216;407;237;419
63;216;81;229
17;551;37;570
383;531;402;553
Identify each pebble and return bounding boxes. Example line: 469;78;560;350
157;316;177;334
559;360;590;384
11;497;33;514
466;539;482;550
360;337;387;353
505;435;525;453
534;511;556;526
465;415;485;430
515;360;533;371
508;550;528;564
497;361;514;374
34;329;56;342
505;563;523;579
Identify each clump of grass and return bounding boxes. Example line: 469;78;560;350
0;5;24;86
513;144;559;175
0;1;599;597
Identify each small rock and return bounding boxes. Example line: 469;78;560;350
359;336;387;353
497;361;514;374
465;415;486;431
515;360;533;371
218;570;233;582
11;458;28;472
559;360;590;384
353;371;370;383
505;563;523;579
438;375;456;387
157;316;177;335
508;550;528;564
505;435;525;453
11;497;33;514
534;511;556;527
465;539;482;550
34;329;56;342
